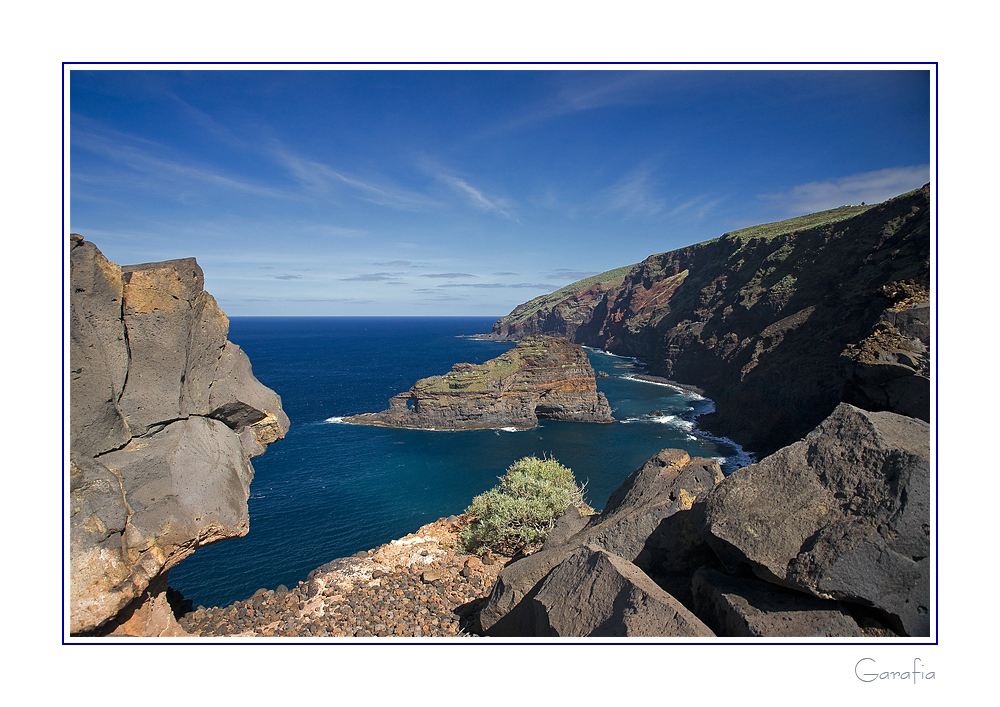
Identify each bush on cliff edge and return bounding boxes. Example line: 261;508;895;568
460;456;587;556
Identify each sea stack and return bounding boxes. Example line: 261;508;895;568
345;335;613;430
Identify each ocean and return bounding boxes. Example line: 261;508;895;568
167;316;751;609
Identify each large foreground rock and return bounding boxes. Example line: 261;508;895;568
531;546;714;637
479;450;724;635
697;403;929;636
69;236;289;635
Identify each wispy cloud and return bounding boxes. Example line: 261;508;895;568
604;165;666;217
165;92;251;151
663;194;727;223
416;155;517;220
339;272;405;283
438;282;552;290
274;274;302;280
74;129;295;200
484;72;665;136
421;272;477;279
438;173;517;220
269;145;436;211
761;165;931;215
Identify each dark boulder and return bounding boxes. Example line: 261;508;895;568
531;545;714;637
480;450;724;635
696;403;929;636
691;566;862;637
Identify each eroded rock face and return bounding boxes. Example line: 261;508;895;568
345;335;612;430
696;403;929;636
489;186;931;457
69;236;289;635
841;293;930;420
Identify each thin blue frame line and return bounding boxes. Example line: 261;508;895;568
61;60;935;67
61;63;67;643
933;62;940;644
67;638;938;646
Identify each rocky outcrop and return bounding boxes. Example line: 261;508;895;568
477;403;930;638
345;336;612;430
69;236;289;636
841;283;930;420
488;186;931;457
479;450;724;637
696;403;930;637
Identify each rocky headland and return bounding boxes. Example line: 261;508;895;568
344;335;612;430
69;235;289;636
488;186;931;458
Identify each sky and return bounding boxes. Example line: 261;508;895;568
69;67;931;317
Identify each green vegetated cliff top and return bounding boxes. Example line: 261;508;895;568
497;187;925;327
714;201;878;244
501;264;634;322
411;336;553;396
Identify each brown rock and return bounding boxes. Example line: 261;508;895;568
344;336;612;430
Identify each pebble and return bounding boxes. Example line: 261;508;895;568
177;547;507;638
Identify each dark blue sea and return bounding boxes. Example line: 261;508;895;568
167;316;752;609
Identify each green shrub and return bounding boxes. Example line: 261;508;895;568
460;456;587;556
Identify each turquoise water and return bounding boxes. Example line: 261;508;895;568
167;317;750;609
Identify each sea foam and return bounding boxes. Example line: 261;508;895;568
619;374;706;400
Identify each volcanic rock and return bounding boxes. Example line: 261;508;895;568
345;335;612;430
530;545;715;637
69;236;289;635
691;566;862;637
479;450;724;635
696;403;930;636
489;186;931;456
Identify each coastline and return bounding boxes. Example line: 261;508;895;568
177;514;512;638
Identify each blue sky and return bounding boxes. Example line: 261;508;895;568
70;68;931;316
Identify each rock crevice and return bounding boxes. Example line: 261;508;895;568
69;235;289;636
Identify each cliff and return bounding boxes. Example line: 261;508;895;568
69;235;289;636
344;335;612;430
489;186;931;457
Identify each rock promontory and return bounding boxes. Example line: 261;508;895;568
344;335;613;430
69;235;289;636
487;186;931;458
